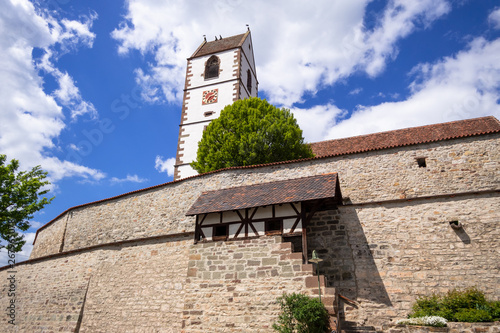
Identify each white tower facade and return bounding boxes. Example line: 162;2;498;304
174;30;258;180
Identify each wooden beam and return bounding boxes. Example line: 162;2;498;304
289;216;301;234
194;215;199;244
301;202;308;264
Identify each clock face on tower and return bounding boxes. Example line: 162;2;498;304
202;89;218;105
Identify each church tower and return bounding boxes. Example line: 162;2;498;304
174;30;258;180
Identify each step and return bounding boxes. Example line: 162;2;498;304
340;325;378;333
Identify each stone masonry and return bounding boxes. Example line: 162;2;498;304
31;134;499;258
0;131;498;331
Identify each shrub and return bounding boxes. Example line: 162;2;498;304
454;309;492;322
488;301;500;320
408;288;498;323
441;287;487;314
273;293;330;333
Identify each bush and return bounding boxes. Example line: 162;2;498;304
408;288;498;323
441;288;487;314
454;309;492;322
488;301;500;320
273;293;330;333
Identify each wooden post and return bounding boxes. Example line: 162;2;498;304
301;202;308;264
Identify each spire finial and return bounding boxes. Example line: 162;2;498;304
203;35;206;42
246;24;250;31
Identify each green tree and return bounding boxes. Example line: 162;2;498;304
0;155;53;252
191;97;314;173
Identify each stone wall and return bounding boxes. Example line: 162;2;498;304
384;322;500;333
31;134;500;259
1;235;334;332
182;236;334;332
307;192;500;329
16;133;499;330
0;235;193;332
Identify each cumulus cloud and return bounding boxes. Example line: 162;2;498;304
110;174;148;184
0;0;104;184
489;7;500;29
0;232;36;266
53;71;98;120
112;0;450;106
319;37;500;140
155;156;175;177
290;104;346;143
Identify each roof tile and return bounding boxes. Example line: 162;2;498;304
190;32;248;58
186;173;340;215
310;116;500;157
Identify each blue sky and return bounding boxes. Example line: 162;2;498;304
1;0;499;263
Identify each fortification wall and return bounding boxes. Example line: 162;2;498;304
1;235;330;332
307;192;500;328
182;236;332;332
31;134;500;259
1;235;193;332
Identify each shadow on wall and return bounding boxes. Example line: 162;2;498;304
306;207;392;306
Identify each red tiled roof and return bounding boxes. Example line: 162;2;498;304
186;173;341;216
310;116;500;157
190;32;248;59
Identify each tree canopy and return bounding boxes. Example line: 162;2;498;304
191;97;314;173
0;155;53;252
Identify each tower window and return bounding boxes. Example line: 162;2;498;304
205;56;220;79
247;69;252;94
204;111;215;117
416;157;427;168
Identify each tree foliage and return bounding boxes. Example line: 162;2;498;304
191;97;314;173
0;155;53;252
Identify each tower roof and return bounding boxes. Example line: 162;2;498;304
189;31;249;59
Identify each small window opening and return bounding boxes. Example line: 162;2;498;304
213;225;228;241
204;111;215;117
265;220;282;236
416;157;427;168
247;69;252;94
205;56;220;79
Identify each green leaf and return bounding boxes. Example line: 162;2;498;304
0;154;54;252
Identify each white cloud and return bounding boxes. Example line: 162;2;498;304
0;0;103;184
110;174;148;184
155;156;175;177
489;7;500;29
291;104;345;143
349;88;363;96
320;37;500;140
53;71;98;120
0;232;36;266
112;0;450;106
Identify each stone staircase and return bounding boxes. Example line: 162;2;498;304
340;321;378;333
280;239;339;331
282;240;379;333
